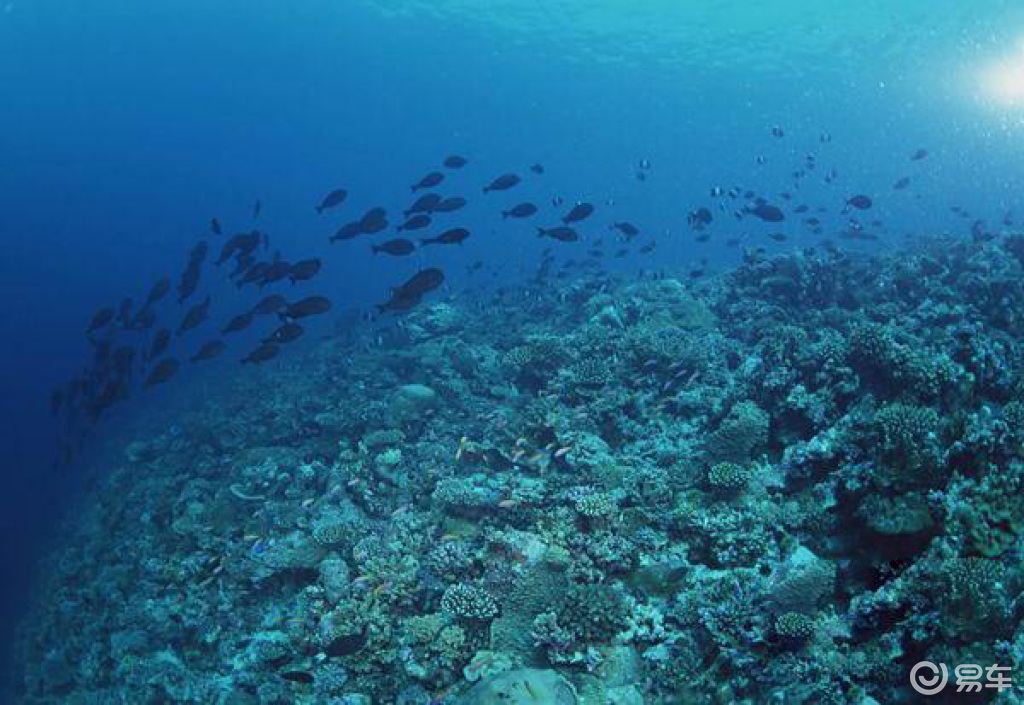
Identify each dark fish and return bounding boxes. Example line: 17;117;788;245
530;164;545;174
794;205;809;214
265;322;304;344
315;188;347;214
768;232;788;242
221;312;254;334
253;199;262;219
191;340;225;363
611;222;639;237
280;671;314;685
404;193;442;216
379;266;446;313
358;207;389;234
242;343;279;364
562;203;594;224
893;177;911;190
747;203;785;222
330;221;363;243
260;260;293;287
421;227;470;246
639;242;656;253
281;296;332;320
112;346;135;376
433;197;467;213
483;173;520;193
412;171;444;192
688;207;713;229
771;125;785;138
177;296;211;336
216;231;263;265
443;155;467;169
537;226;579;242
251;295;287;315
238;262;271;288
376;289;424;314
397;214;432;232
116;298;134;328
372;238;415;256
145;358;179;387
148;329;171;360
289;258;321;284
502;203;538;219
87;308;115;335
846;195;873;210
132;307;156;331
144;277;170;308
210;218;222;235
911;148;928;161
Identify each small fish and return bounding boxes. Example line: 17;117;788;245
241;343;279;364
536;226;578;242
747;203;785;222
221;312;253;334
483;173;520;193
397;214;432;232
210;218;222;235
281;296;331;320
771;125;785;138
143;276;171;308
846;194;873;210
502;203;538;219
421;228;469;246
265;322;304;344
911;148;928;161
530;163;544;174
288;258;321;284
498;499;518;509
86;307;115;335
145;358;179;387
562;202;594;224
372;238;416;256
893;176;911;190
404;193;442;217
190;340;225;363
412;171;444;192
177;296;211;336
358;207;389;234
768;232;788;242
315;188;347;214
280;671;314;685
611;221;639;237
433;196;467;213
443;155;468;169
251;295;287;315
252;199;262;219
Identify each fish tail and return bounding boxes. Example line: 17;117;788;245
536;228;546;237
502;211;509;219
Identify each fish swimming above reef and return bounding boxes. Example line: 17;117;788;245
190;340;225;363
397;214;432;232
147;328;171;361
502;203;538;219
377;267;445;313
537;226;579;242
241;343;279;364
433;196;467;213
177;295;211;336
893;176;911;190
562;202;594;224
144;358;179;387
251;295;287;315
443;155;467;169
221;312;253;334
611;221;639;237
280;296;332;320
210;218;222;235
143;276;170;308
530;163;545;174
746;202;785;222
412;171;444;192
358;207;389;234
330;221;363;243
483;173;520;193
421;227;470;246
688;207;713;229
86;307;115;336
288;258;321;284
911;148;928;161
845;194;873;210
372;238;416;256
315;188;347;214
405;193;442;217
264;322;304;344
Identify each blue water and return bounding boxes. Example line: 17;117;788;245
3;0;1024;697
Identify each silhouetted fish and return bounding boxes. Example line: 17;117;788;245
211;218;222;235
316;189;347;214
412;171;444;192
288;259;321;284
265;322;304;344
238;262;271;288
281;296;331;320
372;239;415;256
747;203;785;222
253;199;262;218
397;214;432;232
484;173;520;193
611;222;639;237
405;193;442;216
251;295;287;315
148;329;171;360
242;343;279;364
177;296;211;336
893;177;911;190
443;155;468;169
911;148;928;161
191;340;225;363
222;312;253;334
421;228;469;246
503;203;538;219
144;277;170;308
846;195;873;210
260;260;293;287
358;207;389;234
562;203;594;224
688;207;713;229
331;221;363;243
132;307;156;330
145;358;179;387
530;164;545;174
87;308;115;335
433;197;467;213
537;226;579;242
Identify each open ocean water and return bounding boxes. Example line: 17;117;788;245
3;1;1024;702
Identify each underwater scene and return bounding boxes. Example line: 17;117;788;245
5;0;1024;703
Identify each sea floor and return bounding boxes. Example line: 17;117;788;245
11;238;1024;704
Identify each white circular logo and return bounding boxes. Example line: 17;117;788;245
910;661;949;696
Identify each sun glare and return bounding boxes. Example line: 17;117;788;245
981;42;1024;106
